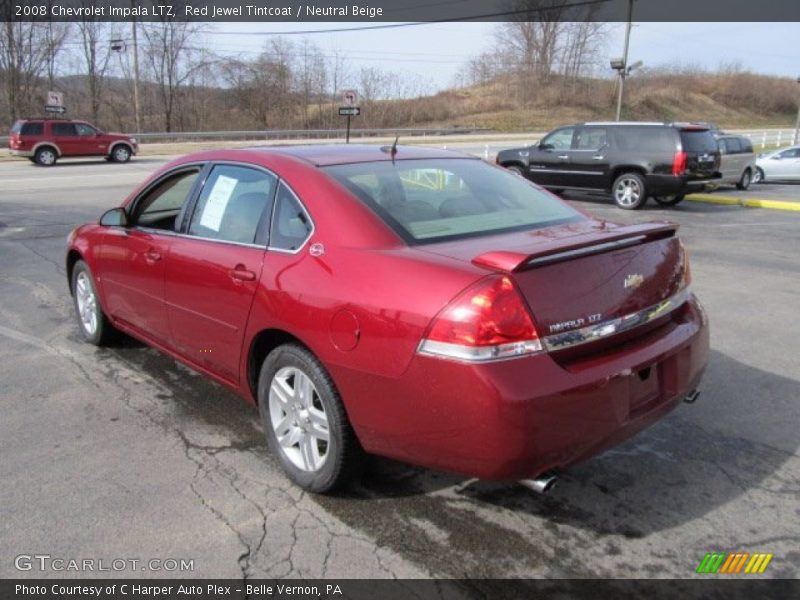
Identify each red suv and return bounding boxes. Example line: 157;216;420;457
8;118;138;166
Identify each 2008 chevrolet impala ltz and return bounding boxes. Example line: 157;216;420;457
65;144;708;493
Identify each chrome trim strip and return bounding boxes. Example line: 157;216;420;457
417;338;544;363
529;168;603;175
133;227;267;250
542;287;691;352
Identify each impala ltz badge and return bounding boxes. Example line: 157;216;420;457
624;273;644;289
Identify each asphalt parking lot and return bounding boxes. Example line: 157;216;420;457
1;157;799;580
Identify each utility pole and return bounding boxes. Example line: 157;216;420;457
132;19;141;134
793;76;800;145
615;0;634;121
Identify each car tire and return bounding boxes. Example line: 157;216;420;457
258;343;365;493
612;172;647;210
34;147;57;166
752;167;765;184
505;164;525;177
110;145;132;163
736;169;752;190
71;260;117;346
653;194;686;206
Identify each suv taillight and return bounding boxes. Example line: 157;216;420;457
672;151;688;176
418;275;542;362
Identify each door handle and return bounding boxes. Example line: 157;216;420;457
229;265;256;282
557;154;569;159
592;155;605;160
144;249;161;264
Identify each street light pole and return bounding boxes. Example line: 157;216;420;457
132;19;141;135
615;0;634;121
793;76;800;145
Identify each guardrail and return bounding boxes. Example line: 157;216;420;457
1;127;795;149
0;126;491;146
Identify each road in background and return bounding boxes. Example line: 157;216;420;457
1;159;798;579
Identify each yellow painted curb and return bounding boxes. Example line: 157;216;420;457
686;193;800;212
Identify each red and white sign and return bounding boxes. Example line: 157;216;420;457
342;90;358;107
47;91;63;107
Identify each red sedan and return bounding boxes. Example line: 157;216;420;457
66;145;709;493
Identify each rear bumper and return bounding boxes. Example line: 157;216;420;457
647;174;721;196
9;149;33;158
332;294;709;481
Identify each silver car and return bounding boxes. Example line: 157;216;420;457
754;145;800;183
716;135;757;190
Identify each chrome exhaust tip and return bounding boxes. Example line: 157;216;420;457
684;389;700;404
519;471;558;494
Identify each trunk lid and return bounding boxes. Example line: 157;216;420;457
421;219;686;346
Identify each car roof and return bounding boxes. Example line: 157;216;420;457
243;143;479;167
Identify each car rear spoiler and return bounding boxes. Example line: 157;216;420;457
471;222;678;272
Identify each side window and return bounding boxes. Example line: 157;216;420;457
778;148;799;159
270;182;313;252
21;122;44;136
132;169;200;231
741;138;754;153
75;123;97;136
540;128;575;151
726;138;742;154
51;123;77;136
575;127;608;151
188;165;277;245
718;139;729;155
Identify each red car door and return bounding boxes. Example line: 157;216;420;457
96;167;203;344
50;122;81;156
74;122;107;156
164;164;276;383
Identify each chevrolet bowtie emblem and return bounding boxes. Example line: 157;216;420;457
624;273;644;289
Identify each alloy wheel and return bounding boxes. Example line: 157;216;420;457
615;177;641;207
268;366;330;472
75;271;98;336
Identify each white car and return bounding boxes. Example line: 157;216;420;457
753;145;800;183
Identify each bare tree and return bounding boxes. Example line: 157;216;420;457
76;19;116;123
140;19;208;132
0;2;50;121
43;22;70;90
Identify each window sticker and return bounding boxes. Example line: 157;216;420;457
199;175;237;232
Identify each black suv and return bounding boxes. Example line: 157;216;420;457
496;122;721;209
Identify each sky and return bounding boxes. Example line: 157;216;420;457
202;21;800;93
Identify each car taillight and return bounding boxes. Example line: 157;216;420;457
672;151;687;176
418;274;543;362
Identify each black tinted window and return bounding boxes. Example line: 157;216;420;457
75;123;97;136
680;130;718;153
325;158;582;244
575;127;608;150
740;138;753;153
724;138;742;153
51;123;77;136
20;122;44;135
614;127;677;153
188;165;276;245
270;182;313;251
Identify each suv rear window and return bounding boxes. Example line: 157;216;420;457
680;130;718;153
11;121;44;135
613;126;677;153
324;158;582;244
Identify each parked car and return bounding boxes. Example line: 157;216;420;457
753;145;800;183
8;118;138;166
715;134;757;189
66;145;709;493
495;122;721;209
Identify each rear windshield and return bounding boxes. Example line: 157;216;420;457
614;126;677;153
324;158;583;244
680;130;718;153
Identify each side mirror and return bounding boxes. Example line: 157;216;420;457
539;143;554;152
771;155;781;160
100;207;128;227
